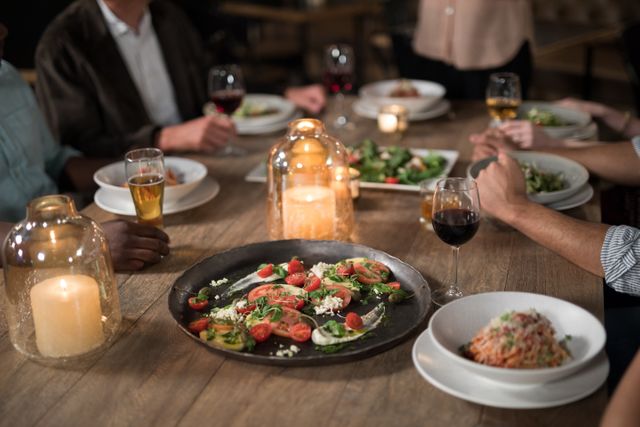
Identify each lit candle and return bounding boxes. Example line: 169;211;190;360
30;274;105;358
282;185;336;239
378;112;399;133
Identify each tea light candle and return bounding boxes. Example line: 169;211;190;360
30;274;105;358
282;185;336;239
349;168;360;199
378;104;408;134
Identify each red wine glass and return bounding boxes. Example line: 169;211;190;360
431;178;481;306
208;64;246;156
324;44;354;129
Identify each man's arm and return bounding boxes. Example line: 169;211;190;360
544;142;640;187
601;349;640;427
477;152;609;277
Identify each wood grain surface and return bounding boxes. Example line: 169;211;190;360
0;100;607;427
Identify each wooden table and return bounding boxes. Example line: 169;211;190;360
0;101;606;426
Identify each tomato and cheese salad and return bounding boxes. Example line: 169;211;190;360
184;257;409;356
460;309;572;369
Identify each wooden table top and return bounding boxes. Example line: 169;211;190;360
0;100;606;426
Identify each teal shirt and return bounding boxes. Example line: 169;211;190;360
0;60;79;222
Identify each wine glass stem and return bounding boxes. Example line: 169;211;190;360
450;245;460;290
336;92;346;120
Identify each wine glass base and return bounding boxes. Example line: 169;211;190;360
216;144;247;157
431;286;464;307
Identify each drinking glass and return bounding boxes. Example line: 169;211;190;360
323;44;354;129
208;64;247;156
486;72;521;126
431;178;481;306
419;178;438;231
125;148;165;228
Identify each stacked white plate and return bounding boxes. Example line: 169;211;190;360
204;94;299;135
467;151;594;211
354;79;451;121
519;102;596;140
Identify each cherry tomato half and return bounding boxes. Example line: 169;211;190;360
345;312;364;330
387;282;401;290
257;263;274;278
288;257;305;274
290;322;312;342
188;296;209;311
188;318;210;333
236;303;256;314
336;262;355;277
249;323;272;343
384;177;400;184
285;272;306;286
304;274;321;292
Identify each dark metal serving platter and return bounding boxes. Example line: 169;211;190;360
168;239;431;366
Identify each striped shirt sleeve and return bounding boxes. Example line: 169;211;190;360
601;226;640;295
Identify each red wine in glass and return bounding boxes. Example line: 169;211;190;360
323;70;353;95
432;209;480;246
211;89;245;115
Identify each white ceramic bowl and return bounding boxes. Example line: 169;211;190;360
359;79;446;113
519;102;591;139
428;292;606;385
93;157;208;206
467;151;589;204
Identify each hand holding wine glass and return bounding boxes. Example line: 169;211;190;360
486;72;521;126
208;64;246;156
323;44;354;129
431;178;481;306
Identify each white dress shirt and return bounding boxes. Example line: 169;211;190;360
97;0;182;126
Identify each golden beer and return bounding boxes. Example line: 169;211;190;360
486;97;521;121
128;174;164;227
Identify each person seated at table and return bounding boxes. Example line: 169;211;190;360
601;348;640;427
490;98;640;149
34;0;326;158
0;24;168;271
410;0;533;99
471;133;640;295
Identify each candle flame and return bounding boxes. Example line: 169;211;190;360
59;279;68;292
49;230;57;244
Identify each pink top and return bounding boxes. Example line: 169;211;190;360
412;0;534;70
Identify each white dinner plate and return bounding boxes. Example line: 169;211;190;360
519;102;592;139
412;328;609;409
245;148;459;192
233;94;296;128
548;183;594;211
95;176;220;216
353;98;451;121
237;111;303;135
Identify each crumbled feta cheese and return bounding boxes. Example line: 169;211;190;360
310;262;332;279
275;344;301;358
210;278;229;287
235;300;247;309
214;294;220;300
380;150;391;160
314;296;344;315
210;307;239;323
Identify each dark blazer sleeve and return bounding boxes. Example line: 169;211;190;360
35;37;159;158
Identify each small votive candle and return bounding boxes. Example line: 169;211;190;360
349;168;360;199
378;104;409;134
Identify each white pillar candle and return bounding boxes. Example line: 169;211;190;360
282;185;336;239
30;274;105;358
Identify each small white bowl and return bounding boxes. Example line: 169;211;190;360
93;157;208;206
359;79;446;113
428;292;606;385
519;102;591;139
467;151;589;205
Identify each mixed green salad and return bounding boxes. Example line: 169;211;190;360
233;101;279;118
520;162;566;194
525;108;567;127
347;139;447;185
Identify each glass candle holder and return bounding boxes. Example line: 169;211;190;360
378;104;409;134
1;195;122;365
267;119;354;240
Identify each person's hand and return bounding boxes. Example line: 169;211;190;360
498;120;559;148
476;151;530;222
285;84;326;114
469;128;518;161
555;98;606;118
100;220;170;271
157;115;236;153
